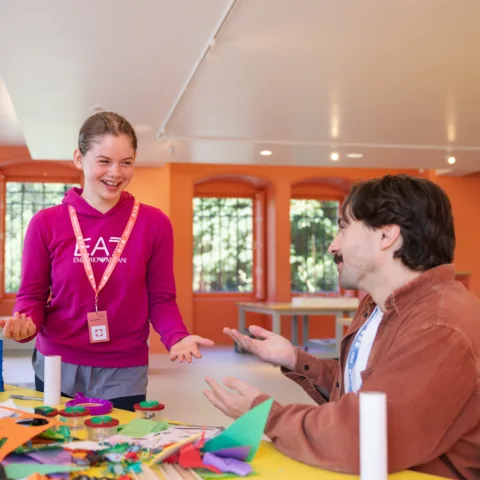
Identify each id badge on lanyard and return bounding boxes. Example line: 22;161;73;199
345;306;379;393
69;200;140;344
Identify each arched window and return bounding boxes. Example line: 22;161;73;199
290;180;349;295
193;176;266;299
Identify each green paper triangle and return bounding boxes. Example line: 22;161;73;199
5;464;84;480
202;398;273;461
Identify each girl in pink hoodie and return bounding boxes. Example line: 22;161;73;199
1;112;214;410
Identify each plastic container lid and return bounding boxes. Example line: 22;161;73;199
84;415;119;428
134;400;165;411
59;406;90;417
34;406;58;417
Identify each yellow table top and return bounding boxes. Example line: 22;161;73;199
1;385;441;479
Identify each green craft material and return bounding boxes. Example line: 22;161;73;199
120;419;168;437
139;400;160;408
152;420;169;432
36;406;54;414
65;406;86;414
196;470;258;479
202;398;273;462
5;464;84;480
91;415;113;424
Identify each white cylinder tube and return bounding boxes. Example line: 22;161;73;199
360;391;387;480
43;355;61;406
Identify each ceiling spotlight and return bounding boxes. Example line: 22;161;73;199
347;153;363;159
448;156;456;165
260;150;272;156
330;152;340;161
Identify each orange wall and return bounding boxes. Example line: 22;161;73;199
128;165;171;353
128;164;171;216
427;171;480;296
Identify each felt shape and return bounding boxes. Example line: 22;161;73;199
203;398;273;461
203;452;253;476
148;433;202;466
120;419;168;437
211;446;251;461
4;464;83;480
178;443;204;469
0;407;65;461
177;444;221;474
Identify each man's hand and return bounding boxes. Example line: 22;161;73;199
170;335;215;363
203;376;264;419
224;325;297;370
0;312;36;341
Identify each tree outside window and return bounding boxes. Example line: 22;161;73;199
193;197;253;293
5;182;78;293
290;199;339;293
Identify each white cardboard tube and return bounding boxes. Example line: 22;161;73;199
43;355;61;406
360;391;387;480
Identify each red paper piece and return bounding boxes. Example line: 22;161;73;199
179;443;203;468
163;452;179;464
178;444;221;474
196;429;206;449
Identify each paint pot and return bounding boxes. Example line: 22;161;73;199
84;415;119;441
133;400;165;420
34;406;59;418
59;406;90;432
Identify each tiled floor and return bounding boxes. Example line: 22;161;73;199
3;347;317;427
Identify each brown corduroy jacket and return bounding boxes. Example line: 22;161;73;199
252;265;480;479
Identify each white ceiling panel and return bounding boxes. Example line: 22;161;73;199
1;0;480;172
163;0;480;170
168;0;480;145
0;0;232;161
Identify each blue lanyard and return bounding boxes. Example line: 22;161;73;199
345;306;379;393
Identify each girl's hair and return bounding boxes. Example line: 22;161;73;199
78;112;138;155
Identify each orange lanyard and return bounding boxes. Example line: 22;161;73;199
68;199;140;311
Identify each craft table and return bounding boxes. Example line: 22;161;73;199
1;384;443;479
236;299;359;357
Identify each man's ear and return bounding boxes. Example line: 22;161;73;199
379;224;401;250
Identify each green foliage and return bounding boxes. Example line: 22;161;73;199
193;197;253;292
193;196;339;295
5;182;78;293
290;199;339;293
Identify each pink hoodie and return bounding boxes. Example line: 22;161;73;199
14;188;189;367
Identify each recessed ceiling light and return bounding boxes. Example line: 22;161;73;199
260;150;272;156
330;152;340;161
347;153;363;159
448;156;456;165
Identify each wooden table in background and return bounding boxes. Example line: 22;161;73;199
236;299;358;358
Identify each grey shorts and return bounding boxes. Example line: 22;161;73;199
32;348;148;400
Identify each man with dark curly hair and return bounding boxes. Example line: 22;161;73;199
204;174;480;480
